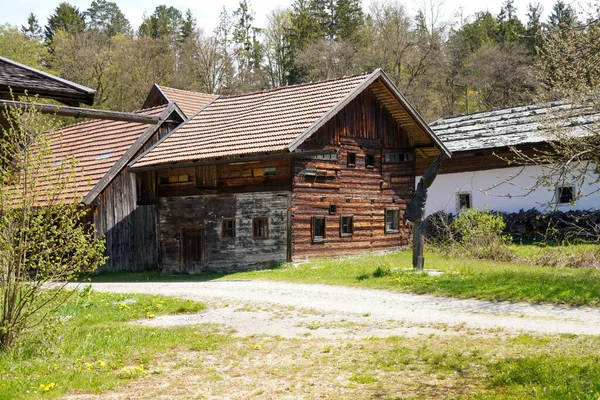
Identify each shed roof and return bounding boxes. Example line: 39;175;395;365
131;69;449;170
141;84;217;118
430;102;600;153
0;56;95;106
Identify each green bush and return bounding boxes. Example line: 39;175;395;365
452;209;514;261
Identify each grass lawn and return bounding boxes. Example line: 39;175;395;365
91;244;600;306
2;288;600;399
0;287;227;400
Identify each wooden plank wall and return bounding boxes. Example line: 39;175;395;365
157;191;290;272
292;89;414;259
90;115;181;271
93;170;158;271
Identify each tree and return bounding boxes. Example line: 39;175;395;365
547;0;576;30
44;2;85;44
21;13;42;41
506;6;600;205
495;0;526;45
0;25;48;69
180;9;196;39
84;0;131;37
139;5;183;43
264;8;294;87
525;2;544;54
232;0;266;91
0;102;106;349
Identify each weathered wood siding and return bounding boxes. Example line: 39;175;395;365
91;116;181;272
292;89;414;259
92;169;158;271
157;191;290;272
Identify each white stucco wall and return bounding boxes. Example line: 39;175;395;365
419;164;600;216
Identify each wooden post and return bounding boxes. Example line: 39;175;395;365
412;220;424;271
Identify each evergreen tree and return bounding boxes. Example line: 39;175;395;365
548;0;576;30
139;5;183;42
334;0;363;42
495;0;526;45
525;2;544;54
21;13;42;41
181;9;196;39
44;2;85;44
84;0;131;37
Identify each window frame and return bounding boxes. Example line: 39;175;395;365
456;191;472;211
365;154;375;168
347;152;356;167
252;217;269;239
221;218;236;239
340;215;354;237
385;208;400;233
556;185;575;205
311;216;326;243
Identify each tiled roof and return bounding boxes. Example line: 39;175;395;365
39;105;168;202
0;56;95;105
132;74;369;168
132;70;448;169
430;102;600;153
156;86;217;118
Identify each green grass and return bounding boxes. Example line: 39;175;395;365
90;245;600;306
227;245;600;306
0;288;227;400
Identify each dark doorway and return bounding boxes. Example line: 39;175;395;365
183;228;203;271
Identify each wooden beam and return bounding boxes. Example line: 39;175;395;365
129;149;338;172
0;100;161;124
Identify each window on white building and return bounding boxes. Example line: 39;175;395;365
556;185;575;204
456;192;472;210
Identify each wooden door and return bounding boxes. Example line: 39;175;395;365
183;228;203;271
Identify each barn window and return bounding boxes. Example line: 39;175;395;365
347;152;356;167
340;216;353;236
556;185;575;204
457;192;472;210
384;153;413;163
312;153;338;160
385;208;399;232
366;154;375;168
159;174;189;184
312;216;326;242
222;218;236;238
253;217;269;239
329;204;337;215
195;165;217;188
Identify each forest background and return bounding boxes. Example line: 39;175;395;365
0;0;588;121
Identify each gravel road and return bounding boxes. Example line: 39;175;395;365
85;281;600;338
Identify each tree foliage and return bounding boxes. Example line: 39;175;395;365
0;102;106;349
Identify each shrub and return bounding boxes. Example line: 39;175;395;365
451;209;514;261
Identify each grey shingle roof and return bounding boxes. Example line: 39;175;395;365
430;102;600;153
0;56;95;105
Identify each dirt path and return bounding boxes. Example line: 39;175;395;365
85;281;600;337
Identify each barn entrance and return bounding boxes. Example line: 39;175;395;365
182;228;203;271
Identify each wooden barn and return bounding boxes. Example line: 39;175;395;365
130;69;450;272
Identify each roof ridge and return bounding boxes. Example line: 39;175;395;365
432;101;565;125
157;85;215;97
52;104;168;132
219;71;373;100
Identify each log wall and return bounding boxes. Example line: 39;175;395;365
291;89;414;259
157;191;290;272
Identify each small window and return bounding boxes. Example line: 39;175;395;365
222;218;236;238
312;216;326;242
253;217;268;239
329;204;337;215
312;153;338;160
384;153;413;163
159;174;189;184
366;154;375;168
457;192;472;210
385;209;399;232
340;216;353;236
347;152;356;167
178;174;189;182
557;186;574;204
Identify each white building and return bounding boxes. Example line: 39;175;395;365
419;102;600;216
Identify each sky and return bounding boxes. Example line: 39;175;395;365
4;0;569;34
